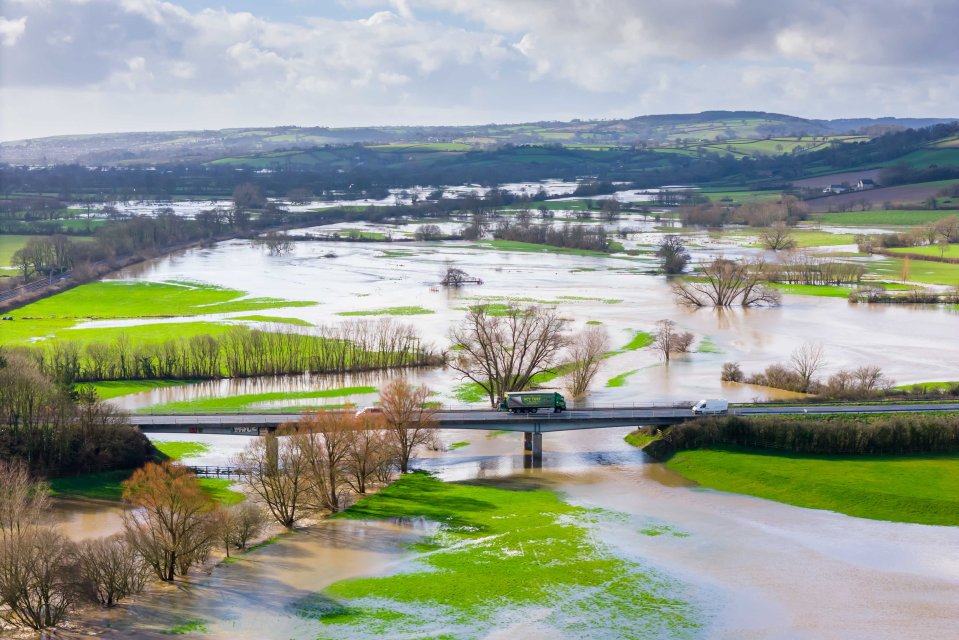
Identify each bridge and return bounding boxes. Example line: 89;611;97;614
131;402;959;466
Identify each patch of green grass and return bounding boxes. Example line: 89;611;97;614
768;283;855;298
162;619;208;635
0;319;237;347
12;280;316;320
477;240;612;257
606;369;640;388
199;478;245;505
0;234;37;266
667;447;959;526
815;210;959;226
624;430;659;448
320;472;699;636
867;257;959;286
452;381;488;404
48;469;132;501
449;441;470;450
557;295;623;304
640;524;690;538
87;379;194;400
606;330;654;357
888;244;959;259
696;337;722;353
585;320;603;325
154;441;210;461
139;386;378;413
892;381;959;392
230;315;313;326
336;306;434;316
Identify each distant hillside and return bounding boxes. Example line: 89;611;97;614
1;111;956;166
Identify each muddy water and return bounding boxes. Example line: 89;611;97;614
69;428;959;639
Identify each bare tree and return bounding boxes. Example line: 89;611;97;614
299;412;355;513
654;320;694;362
121;462;215;581
565;326;610;398
672;257;781;307
255;232;294;255
656;235;690;274
760;223;797;250
0;528;74;630
448;304;568;406
225;502;268;552
790;343;827;393
72;534;149;607
0;460;49;539
345;416;390;494
234;434;312;529
440;261;482;287
380;378;437;473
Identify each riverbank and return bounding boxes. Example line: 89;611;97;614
635;442;959;526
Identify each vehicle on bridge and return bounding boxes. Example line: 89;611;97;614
692;398;729;415
500;392;567;414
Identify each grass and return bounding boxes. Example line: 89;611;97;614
815;210;959;226
892;381;959;392
139;386;378;414
154;441;211;461
0;234;36;266
606;369;640;388
666;447;959;526
451;381;488;404
695;337;722;353
336;306;434;316
12;280;316;320
768;283;856;298
606;330;653;356
87;379;194;400
230;315;313;326
0;319;236;347
888;244;959;259
477;240;612;257
308;472;699;637
624;430;659;448
867;257;959;286
48;468;243;504
162;619;208;635
449;441;470;450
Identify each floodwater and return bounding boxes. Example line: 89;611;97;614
66;427;959;639
45;224;959;638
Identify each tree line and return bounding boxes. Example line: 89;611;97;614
30;320;441;384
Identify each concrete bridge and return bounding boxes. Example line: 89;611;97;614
130;402;959;466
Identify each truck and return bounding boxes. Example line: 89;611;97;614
499;392;567;414
691;398;729;415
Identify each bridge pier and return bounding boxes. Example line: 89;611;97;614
523;431;542;469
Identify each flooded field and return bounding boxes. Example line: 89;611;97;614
40;223;959;639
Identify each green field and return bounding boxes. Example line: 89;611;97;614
49;468;244;504
815;210;959;226
475;240;612;257
304;472;699;637
867;257;959;286
12;280;316;320
139;386;378;414
888;244;959;259
336;306;434;316
666;447;959;525
699;189;785;205
769;283;856;298
607;369;641;388
88;380;194;400
0;234;36;267
154;441;211;460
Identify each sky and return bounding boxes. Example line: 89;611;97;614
1;0;958;141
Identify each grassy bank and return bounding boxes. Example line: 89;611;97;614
665;447;959;526
139;386;377;413
49;465;244;504
88;379;195;400
297;472;699;638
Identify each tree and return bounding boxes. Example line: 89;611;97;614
721;362;744;382
441;261;482;287
760;223;797;250
0;528;73;630
790;343;827;393
672;257;781;307
448;304;568;406
232;183;266;210
0;460;49;538
345;416;390;494
653;320;694;362
226;502;268;551
286;187;313;204
299;412;355;513
72;535;148;607
414;224;443;241
656;235;690;274
565;326;610;398
234;434;312;529
380;378;437;473
255;231;294;255
121;462;215;581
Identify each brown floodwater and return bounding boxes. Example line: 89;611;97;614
43;235;959;637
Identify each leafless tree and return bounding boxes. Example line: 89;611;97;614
0;528;74;630
121;462;216;581
0;460;49;539
760;223;797;250
299;412;355;513
227;502;269;551
790;343;827;393
72;534;149;607
234;434;313;529
654;320;694;362
448;304;568;406
255;232;294;256
345;417;390;494
565;326;610;398
672;257;781;308
380;378;437;473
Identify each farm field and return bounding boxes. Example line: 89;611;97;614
887;244;959;259
815;209;959;226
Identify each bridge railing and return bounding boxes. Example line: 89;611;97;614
186;465;242;478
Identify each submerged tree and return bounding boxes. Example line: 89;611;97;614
449;304;568;406
672;257;781;307
653;320;694;362
656;235;690;274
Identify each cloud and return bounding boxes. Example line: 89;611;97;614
1;0;958;140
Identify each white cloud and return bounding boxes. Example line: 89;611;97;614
0;16;27;46
0;0;958;140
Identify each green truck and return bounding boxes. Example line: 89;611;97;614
499;391;567;414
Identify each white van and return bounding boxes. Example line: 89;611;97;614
692;399;729;415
